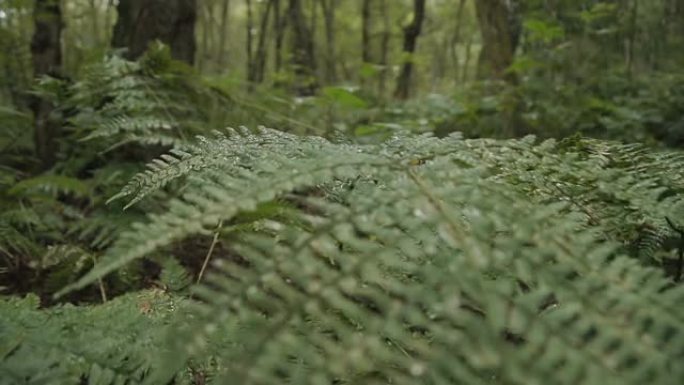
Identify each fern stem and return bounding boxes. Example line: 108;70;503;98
197;220;224;285
91;255;107;303
97;278;107;303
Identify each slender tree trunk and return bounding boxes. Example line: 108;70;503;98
394;0;426;100
273;0;288;73
361;0;372;64
89;0;100;43
309;0;317;49
288;0;317;95
378;0;390;98
112;0;197;64
624;0;638;78
249;0;275;84
217;0;231;71
474;0;521;82
31;0;63;170
198;2;210;71
450;0;467;84
246;0;254;83
320;0;337;83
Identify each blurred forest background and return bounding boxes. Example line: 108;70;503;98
2;0;684;146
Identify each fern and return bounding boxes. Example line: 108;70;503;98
50;129;684;384
0;290;187;385
59;44;230;151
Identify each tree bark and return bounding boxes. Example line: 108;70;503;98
30;0;63;170
273;0;287;73
320;0;337;83
378;0;390;98
450;0;467;83
474;0;521;81
112;0;197;64
217;0;231;71
288;0;317;95
249;0;275;84
394;0;426;100
246;0;254;81
361;0;372;64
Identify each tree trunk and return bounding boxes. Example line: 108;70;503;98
30;0;63;170
288;0;317;95
273;0;288;74
249;0;275;84
394;0;426;100
474;0;521;81
246;0;254;82
378;0;390;98
112;0;197;64
361;0;372;64
450;0;467;84
320;0;337;83
475;0;525;136
217;0;231;71
198;2;210;71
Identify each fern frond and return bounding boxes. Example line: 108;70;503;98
0;291;185;384
58;129;684;384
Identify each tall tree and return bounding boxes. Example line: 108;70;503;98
394;0;426;100
320;0;337;83
378;0;390;97
30;0;63;169
217;0;231;71
248;0;275;85
112;0;197;64
273;0;288;73
288;0;317;95
474;0;521;81
361;0;372;65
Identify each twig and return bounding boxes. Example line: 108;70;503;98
197;220;224;285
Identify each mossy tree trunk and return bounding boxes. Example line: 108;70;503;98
112;0;197;64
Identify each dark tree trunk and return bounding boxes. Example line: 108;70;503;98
394;0;426;100
217;0;231;71
30;0;63;170
112;0;197;64
246;0;254;80
288;0;317;95
378;0;390;97
475;0;524;136
273;0;288;73
320;0;337;83
248;0;275;85
474;0;521;81
361;0;372;64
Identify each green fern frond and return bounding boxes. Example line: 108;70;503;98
55;129;684;384
8;175;90;198
0;291;185;384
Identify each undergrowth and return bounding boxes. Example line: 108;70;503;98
1;51;684;384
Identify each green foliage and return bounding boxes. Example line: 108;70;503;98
42;128;684;384
62;43;229;149
3;1;684;382
0;290;187;384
